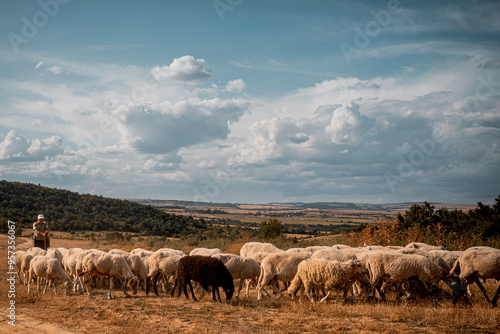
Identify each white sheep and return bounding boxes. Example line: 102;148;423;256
250;252;274;264
396;248;452;272
46;248;63;263
109;250;148;294
405;242;445;251
56;247;69;258
15;251;33;285
256;252;312;301
288;259;368;303
28;255;72;295
189;247;223;257
146;250;184;295
108;249;129;256
364;245;402;251
450;247;500;307
62;248;89;293
311;249;368;302
212;253;261;300
304;246;332;253
131;249;154;269
130;247;149;255
429;250;463;271
311;248;358;262
240;242;283;258
364;252;452;301
285;248;306;253
79;252;138;299
332;244;352;249
27;246;47;257
158;248;185;256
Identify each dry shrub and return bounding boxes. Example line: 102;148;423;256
342;216;485;250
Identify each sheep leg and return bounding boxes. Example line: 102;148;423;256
342;281;356;304
176;281;183;298
28;273;32;294
246;278;257;297
491;284;500;307
474;277;492;304
131;277;138;295
145;275;151;295
108;277;115;300
81;273;93;298
270;281;284;297
163;276;173;294
216;287;222;302
236;279;243;300
370;280;386;302
212;286;221;302
182;281;189;299
16;269;24;285
160;275;167;294
123;278;131;298
257;279;273;301
304;283;315;304
187;281;198;301
319;290;332;303
151;272;162;296
43;277;49;294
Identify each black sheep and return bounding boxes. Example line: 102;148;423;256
171;255;234;302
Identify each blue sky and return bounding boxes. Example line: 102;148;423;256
0;0;499;204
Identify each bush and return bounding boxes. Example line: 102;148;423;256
259;218;285;240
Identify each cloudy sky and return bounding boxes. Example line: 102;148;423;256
0;0;499;204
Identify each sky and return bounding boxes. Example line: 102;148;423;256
0;0;499;205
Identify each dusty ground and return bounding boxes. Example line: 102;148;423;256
1;235;499;333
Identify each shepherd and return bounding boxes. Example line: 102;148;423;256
33;214;50;250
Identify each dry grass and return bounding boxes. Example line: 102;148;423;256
1;235;499;333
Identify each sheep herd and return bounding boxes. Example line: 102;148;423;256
14;241;500;307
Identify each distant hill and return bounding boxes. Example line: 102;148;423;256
129;198;477;212
0;180;207;237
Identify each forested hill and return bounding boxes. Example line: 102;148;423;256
0;180;207;236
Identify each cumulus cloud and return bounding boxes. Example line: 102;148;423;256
151;55;212;84
225;79;247;93
324;101;374;145
0;130;64;160
115;98;249;154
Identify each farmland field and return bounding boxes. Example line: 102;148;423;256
1;234;499;334
133;200;478;226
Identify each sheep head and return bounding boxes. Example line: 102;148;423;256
62;280;71;295
224;283;234;301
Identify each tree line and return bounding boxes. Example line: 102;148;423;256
344;196;500;249
0;180;207;237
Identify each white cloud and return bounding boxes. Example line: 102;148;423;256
1;51;499;204
0;130;64;160
115;98;249;154
34;61;44;70
47;66;62;75
225;79;247;93
0;130;28;159
324;101;373;145
151;55;212;84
